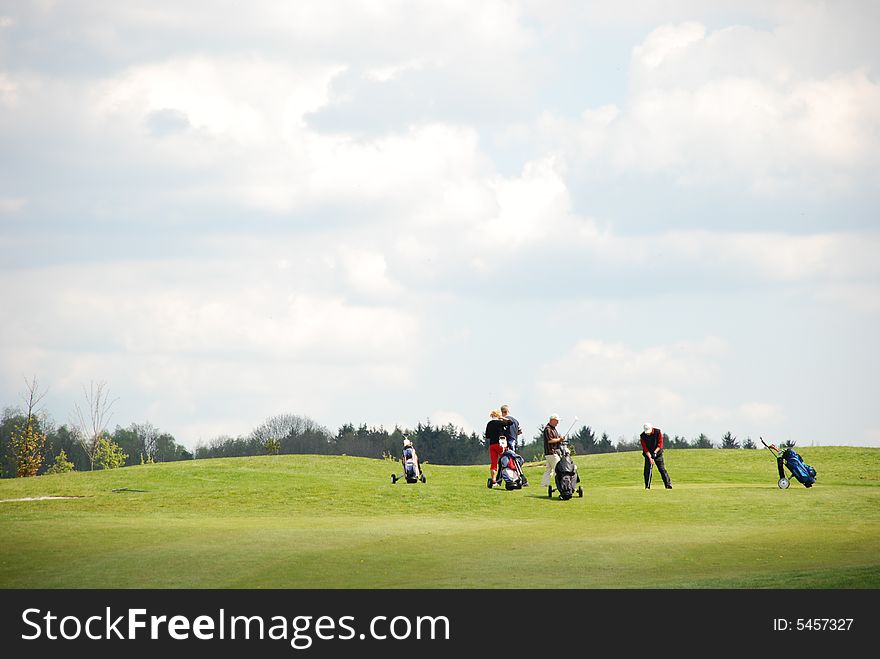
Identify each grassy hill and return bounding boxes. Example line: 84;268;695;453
1;447;878;588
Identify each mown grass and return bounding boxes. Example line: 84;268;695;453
0;447;877;588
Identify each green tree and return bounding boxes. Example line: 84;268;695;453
692;433;714;448
720;431;740;449
595;432;615;454
11;422;46;477
334;422;389;459
113;422;190;464
409;420;484;465
94;434;127;470
9;377;48;477
43;424;90;472
570;425;597;454
669;435;690;449
155;431;192;461
742;437;757;449
45;449;75;474
616;432;645;452
112;425;145;467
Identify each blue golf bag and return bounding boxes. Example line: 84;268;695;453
778;448;817;488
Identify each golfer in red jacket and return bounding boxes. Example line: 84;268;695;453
640;423;672;489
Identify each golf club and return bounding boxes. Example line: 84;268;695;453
564;415;579;438
760;436;779;457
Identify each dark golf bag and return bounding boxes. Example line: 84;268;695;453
778;448;816;488
498;448;526;490
550;444;583;500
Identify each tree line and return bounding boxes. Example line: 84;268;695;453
0;410;193;478
1;378;193;478
1;377;779;479
192;417;487;465
561;427;763;458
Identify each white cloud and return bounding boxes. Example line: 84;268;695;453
365;58;429;82
0;254;425;443
0;72;17;106
333;246;403;298
0;257;421;373
535;337;731;433
649;231;880;284
812;283;880;315
0;197;26;213
1;2;877;448
429;410;473;432
737;402;786;426
543;21;880;196
632;21;705;71
306;123;494;214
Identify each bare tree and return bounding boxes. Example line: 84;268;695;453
71;381;118;470
251;414;305;444
20;376;48;423
250;414;330;455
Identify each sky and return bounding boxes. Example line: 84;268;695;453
1;1;878;450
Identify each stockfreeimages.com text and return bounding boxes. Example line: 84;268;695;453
21;607;450;649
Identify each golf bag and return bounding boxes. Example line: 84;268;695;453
497;448;526;490
392;446;425;484
761;438;816;489
778;448;816;488
549;443;583;500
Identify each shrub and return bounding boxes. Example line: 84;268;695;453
94;435;127;470
45;449;75;475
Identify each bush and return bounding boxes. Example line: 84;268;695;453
94;435;127;470
45;449;75;474
11;420;46;477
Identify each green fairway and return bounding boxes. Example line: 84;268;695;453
1;447;878;588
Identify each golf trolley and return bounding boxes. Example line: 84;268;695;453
392;471;426;484
392;442;426;484
547;440;583;500
761;437;816;489
496;445;527;490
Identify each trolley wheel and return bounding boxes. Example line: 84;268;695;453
391;474;397;484
577;487;584;497
548;486;553;498
778;477;790;489
420;474;426;483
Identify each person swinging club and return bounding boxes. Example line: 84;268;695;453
640;423;672;489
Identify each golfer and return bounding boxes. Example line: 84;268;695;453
485;409;512;488
640;423;672;489
500;404;522;452
540;414;565;488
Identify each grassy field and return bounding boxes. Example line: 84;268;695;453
0;447;878;588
